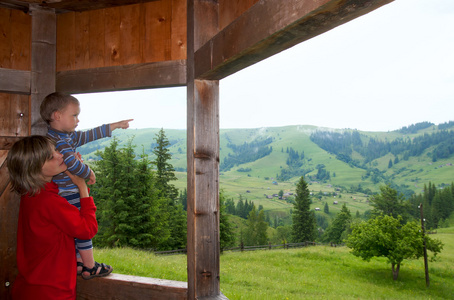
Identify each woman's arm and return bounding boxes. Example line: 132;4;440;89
65;170;89;198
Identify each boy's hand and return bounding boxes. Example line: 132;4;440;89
111;119;134;130
76;152;83;162
87;170;96;185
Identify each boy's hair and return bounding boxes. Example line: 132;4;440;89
7;136;56;196
40;92;80;125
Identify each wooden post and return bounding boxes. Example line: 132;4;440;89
187;1;225;299
419;204;430;287
30;5;56;135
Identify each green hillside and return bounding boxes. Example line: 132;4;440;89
79;122;454;218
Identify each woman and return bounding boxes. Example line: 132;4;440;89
7;136;98;299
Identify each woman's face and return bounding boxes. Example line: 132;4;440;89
41;149;66;182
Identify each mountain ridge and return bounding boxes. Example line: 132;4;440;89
79;121;454;208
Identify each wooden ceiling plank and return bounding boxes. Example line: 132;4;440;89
0;0;162;13
195;0;393;80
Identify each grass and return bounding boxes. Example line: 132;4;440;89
94;227;454;299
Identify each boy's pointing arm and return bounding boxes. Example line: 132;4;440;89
110;119;134;130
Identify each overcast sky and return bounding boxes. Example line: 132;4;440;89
76;0;454;132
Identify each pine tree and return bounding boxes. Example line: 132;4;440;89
220;191;235;250
179;188;188;211
152;128;186;250
91;137;122;247
291;176;317;242
236;196;245;218
370;184;409;222
244;205;268;246
92;138;159;248
135;150;169;248
323;203;352;244
323;202;329;214
153;128;178;200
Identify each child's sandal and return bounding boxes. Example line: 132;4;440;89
81;261;113;280
77;261;84;275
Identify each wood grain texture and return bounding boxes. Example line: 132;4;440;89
10;9;31;70
56;0;187;71
56;59;186;93
195;0;393;80
0;184;20;300
76;274;187;300
0;68;30;94
0;93;29;137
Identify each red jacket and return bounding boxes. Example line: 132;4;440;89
12;182;98;300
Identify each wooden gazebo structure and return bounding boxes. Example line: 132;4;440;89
0;0;392;299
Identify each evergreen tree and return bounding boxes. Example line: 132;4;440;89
256;209;268;245
388;159;393;168
323;202;329;214
220;191;236;250
236;197;245;218
134;150;169;248
244;205;268;246
91;137;122;247
323;203;352;244
152;128;186;250
225;198;236;215
92;138;163;248
394;156;399;164
291;176;317;242
244;205;258;245
370;184;409;223
179;188;188;211
153;128;178;200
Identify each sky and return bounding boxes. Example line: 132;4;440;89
76;0;454;132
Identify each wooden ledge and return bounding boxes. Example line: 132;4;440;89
76;273;188;300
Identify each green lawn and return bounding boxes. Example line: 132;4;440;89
94;227;454;299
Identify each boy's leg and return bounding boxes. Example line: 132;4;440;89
64;192;112;278
79;248;95;269
77;238;113;279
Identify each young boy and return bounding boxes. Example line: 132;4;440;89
40;92;133;280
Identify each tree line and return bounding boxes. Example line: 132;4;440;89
291;176;446;280
310;124;454;165
90;129;187;251
220;137;273;171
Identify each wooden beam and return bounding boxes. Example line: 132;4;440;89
0;68;30;95
56;60;187;94
194;0;393;80
0;136;21;151
76;274;187;300
30;5;56;135
187;1;225;299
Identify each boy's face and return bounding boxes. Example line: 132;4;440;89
54;102;80;133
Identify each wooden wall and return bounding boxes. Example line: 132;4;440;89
0;8;31;70
56;0;187;72
0;7;31;136
0;7;31;299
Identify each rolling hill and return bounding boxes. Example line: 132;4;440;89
79;121;454;218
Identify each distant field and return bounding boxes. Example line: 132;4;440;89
94;227;454;299
82;125;454;219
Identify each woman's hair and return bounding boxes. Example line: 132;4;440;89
40;92;80;125
7;136;56;196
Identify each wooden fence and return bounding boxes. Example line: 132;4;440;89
154;241;344;256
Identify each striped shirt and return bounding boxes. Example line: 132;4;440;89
47;125;112;196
